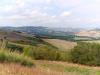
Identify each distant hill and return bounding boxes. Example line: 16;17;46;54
0;26;84;41
2;26;100;41
0;30;33;41
76;30;100;38
0;29;48;46
0;26;81;37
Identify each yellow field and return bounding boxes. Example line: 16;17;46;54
43;39;77;51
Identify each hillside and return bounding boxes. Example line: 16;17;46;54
0;30;51;46
0;27;100;75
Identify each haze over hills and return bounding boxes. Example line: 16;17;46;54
1;26;100;40
0;26;83;36
1;26;100;42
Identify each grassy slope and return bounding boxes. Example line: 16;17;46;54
1;60;100;75
35;60;100;75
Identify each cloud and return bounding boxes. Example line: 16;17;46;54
0;0;100;28
60;11;72;17
30;10;48;17
55;0;81;9
16;0;25;7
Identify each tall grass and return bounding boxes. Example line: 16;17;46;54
0;49;34;67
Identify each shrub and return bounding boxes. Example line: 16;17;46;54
70;42;100;66
23;45;68;61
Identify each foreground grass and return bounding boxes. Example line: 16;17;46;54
35;60;100;75
0;50;34;67
0;60;100;75
0;62;68;75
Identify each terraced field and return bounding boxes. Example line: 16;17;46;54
44;39;77;51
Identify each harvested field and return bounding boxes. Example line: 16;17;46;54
44;39;77;51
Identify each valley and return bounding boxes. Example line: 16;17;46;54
0;0;100;75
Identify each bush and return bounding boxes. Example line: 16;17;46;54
0;49;34;67
70;42;100;66
23;45;68;61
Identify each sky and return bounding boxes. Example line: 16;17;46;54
0;0;100;28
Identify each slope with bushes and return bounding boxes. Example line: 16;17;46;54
70;42;100;66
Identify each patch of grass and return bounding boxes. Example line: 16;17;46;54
36;60;100;75
64;66;91;75
0;49;34;67
41;63;91;75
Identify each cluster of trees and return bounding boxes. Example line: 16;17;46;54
70;42;100;66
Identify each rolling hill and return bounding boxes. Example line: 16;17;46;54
0;30;48;46
0;26;100;75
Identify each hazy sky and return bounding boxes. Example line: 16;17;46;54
0;0;100;28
